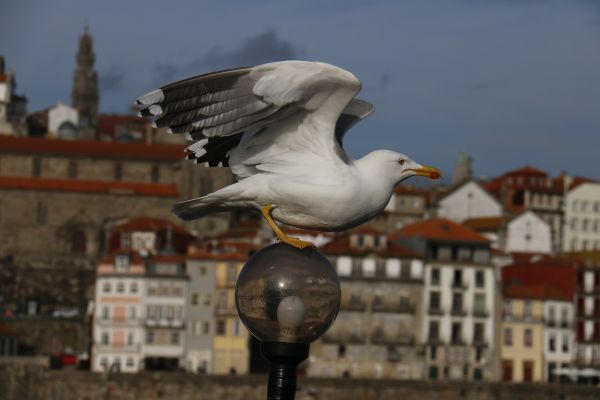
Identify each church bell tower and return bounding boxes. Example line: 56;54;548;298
72;26;99;139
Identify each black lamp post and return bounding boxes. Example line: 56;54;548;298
235;243;341;400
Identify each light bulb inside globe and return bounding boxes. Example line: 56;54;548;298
277;295;306;338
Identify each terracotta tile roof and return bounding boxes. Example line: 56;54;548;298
503;165;548;177
0;176;179;197
0;74;9;83
462;216;503;231
113;217;190;235
100;249;145;265
150;254;187;263
503;283;570;301
502;259;576;300
391;218;490;244
0;135;184;161
320;232;418;258
394;185;427;196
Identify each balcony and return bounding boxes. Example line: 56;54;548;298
322;331;366;344
428;307;444;316
341;300;367;312
95;317;142;327
144;318;185;328
372;301;416;314
452;280;468;290
370;330;415;346
95;343;140;353
215;304;238;316
472;309;489;318
472;337;488;347
450;308;467;317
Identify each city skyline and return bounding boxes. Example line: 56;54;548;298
1;0;599;180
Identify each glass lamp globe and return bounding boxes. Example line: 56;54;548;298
235;243;341;344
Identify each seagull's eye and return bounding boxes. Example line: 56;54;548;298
398;159;405;166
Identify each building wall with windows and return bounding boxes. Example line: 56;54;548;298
500;297;544;383
309;229;425;379
212;259;248;375
574;262;600;377
563;183;600;252
92;251;146;373
185;257;216;373
544;300;575;381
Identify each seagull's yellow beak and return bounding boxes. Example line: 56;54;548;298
411;166;441;180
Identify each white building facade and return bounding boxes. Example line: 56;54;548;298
563;182;600;252
505;211;552;254
437;181;502;223
544;300;575;381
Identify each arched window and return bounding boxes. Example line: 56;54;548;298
57;121;79;139
71;230;87;254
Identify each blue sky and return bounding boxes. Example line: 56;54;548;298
1;0;599;181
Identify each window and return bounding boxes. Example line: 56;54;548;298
438;246;451;261
146;330;154;344
453;269;463;287
571;218;578;231
548;306;556;323
151;165;160;183
191;293;200;305
474;293;486;315
127;332;134;345
475;270;485;288
227;264;237;283
68;160;78;179
101;332;109;345
430;345;437;360
524;301;532;319
130;282;138;293
171;332;180;345
233;320;241;336
504;328;513;346
200;266;207;276
71;231;87;254
203;294;211;306
115;255;129;272
428;321;439;341
32;158;41;177
338;344;346;358
524;328;533;347
362;259;376;277
216;319;226;335
385;259;400;278
504;300;512;317
126;358;134;368
36;202;47;224
100;358;109;368
562;334;569;353
203;321;210;335
101;306;110;320
429;291;441;311
128;306;136;320
102;282;111;293
337;257;352;276
451;322;462;344
166;306;175;320
116;282;124;293
549;334;556;352
431;268;440;286
429;366;438;380
451;292;463;313
473;323;484;343
114;163;123;180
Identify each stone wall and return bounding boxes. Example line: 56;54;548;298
0;363;598;400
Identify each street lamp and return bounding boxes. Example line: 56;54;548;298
236;243;341;400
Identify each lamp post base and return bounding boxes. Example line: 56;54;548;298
260;341;309;400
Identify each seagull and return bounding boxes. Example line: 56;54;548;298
137;61;440;248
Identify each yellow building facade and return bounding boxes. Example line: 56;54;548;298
501;295;544;382
212;259;249;374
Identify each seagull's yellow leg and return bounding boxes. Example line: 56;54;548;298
261;204;314;249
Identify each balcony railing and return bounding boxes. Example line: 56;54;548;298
215;304;238;316
341;300;367;312
370;331;414;346
451;308;467;317
322;331;366;344
371;302;416;314
95;343;140;353
472;309;489;318
144;318;185;328
95;317;142;326
429;307;444;316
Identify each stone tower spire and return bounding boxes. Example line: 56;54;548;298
72;26;99;138
452;151;473;186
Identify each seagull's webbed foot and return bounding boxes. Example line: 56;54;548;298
261;204;315;250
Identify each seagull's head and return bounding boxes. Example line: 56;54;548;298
361;150;441;185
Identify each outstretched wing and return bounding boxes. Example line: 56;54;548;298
137;61;367;174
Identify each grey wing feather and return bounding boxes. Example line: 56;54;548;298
334;98;375;147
